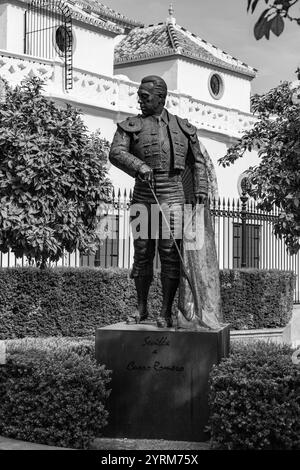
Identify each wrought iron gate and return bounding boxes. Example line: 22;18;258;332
80;190;300;304
24;0;73;90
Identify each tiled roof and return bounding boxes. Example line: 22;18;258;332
72;1;143;30
115;21;257;78
18;0;142;35
67;3;122;33
115;24;173;60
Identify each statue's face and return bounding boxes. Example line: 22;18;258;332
137;82;164;116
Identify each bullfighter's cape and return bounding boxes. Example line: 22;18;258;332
177;152;223;330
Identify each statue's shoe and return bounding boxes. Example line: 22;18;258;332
156;315;173;328
126;311;148;324
139;313;149;322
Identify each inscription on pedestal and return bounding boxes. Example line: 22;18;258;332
96;322;230;442
126;335;184;372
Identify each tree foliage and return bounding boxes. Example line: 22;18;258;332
247;0;300;39
219;81;300;254
0;77;112;267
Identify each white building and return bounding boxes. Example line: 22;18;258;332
5;0;298;286
0;0;259;199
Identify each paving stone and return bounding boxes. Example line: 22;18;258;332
0;435;210;451
0;436;69;450
91;438;210;450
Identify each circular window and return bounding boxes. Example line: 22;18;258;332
208;73;224;100
54;26;74;56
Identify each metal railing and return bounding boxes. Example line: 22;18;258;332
24;0;73;90
81;189;300;303
1;189;299;303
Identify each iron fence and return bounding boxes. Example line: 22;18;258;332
1;189;299;303
24;0;73;90
80;189;300;304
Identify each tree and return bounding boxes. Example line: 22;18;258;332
0;76;112;268
247;0;300;39
219;81;300;255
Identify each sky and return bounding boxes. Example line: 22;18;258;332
103;0;300;95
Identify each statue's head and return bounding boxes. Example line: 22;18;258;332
138;75;168;116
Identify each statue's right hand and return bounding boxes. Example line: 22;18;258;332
137;164;153;184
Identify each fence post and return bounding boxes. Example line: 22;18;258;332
240;191;248;268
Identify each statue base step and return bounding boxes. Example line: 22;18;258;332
95;322;230;442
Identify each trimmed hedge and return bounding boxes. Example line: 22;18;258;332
0;337;111;449
221;269;295;329
0;267;295;338
208;342;300;450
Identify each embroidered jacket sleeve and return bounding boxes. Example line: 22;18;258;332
177;117;208;196
189;134;209;196
109;117;151;178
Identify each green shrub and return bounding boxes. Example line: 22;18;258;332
221;269;295;329
0;77;112;268
0;337;111;449
0;267;295;338
208;342;300;450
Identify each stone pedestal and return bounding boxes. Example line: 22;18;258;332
95;322;230;442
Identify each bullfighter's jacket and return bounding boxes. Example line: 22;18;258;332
109;109;208;196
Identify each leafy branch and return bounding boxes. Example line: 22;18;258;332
247;0;300;39
219;81;300;254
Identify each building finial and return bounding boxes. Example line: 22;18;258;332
167;3;176;25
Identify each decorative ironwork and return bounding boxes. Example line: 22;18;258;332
81;190;299;304
24;0;73;90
